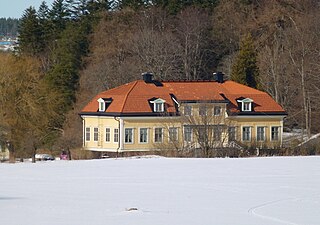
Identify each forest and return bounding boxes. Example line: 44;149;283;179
0;18;19;37
0;0;319;161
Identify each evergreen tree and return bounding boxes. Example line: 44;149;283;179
18;7;44;56
231;33;260;88
118;0;148;10
49;0;70;35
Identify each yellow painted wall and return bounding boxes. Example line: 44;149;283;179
82;108;284;152
227;116;283;148
122;117;183;151
82;116;119;151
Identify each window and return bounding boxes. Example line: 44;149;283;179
139;128;148;143
125;128;133;143
271;127;279;141
213;126;221;141
93;127;99;142
169;127;178;142
228;127;236;141
155;102;164;112
184;127;192;142
184;105;192;116
214;106;221;116
97;98;112;112
199;105;207;116
114;128;119;143
243;102;251;111
105;128;111;142
154;128;163;143
237;98;253;112
99;101;105;112
85;127;90;142
151;98;166;112
257;127;265;141
242;126;251;141
198;127;207;142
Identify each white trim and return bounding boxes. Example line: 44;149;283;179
93;127;99;142
150;98;166;112
270;126;280;142
241;126;251;142
237;98;254;112
168;127;179;142
138;127;149;144
154;127;164;143
119;118;124;150
124;127;134;144
183;126;193;142
172;96;180;107
105;127;111;143
184;105;192;116
213;105;222;116
113;128;119;143
256;126;266;142
85;127;91;142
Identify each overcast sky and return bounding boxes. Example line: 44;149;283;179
0;0;55;19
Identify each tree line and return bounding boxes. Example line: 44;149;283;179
0;0;320;161
0;18;19;37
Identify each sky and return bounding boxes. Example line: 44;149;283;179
0;0;55;19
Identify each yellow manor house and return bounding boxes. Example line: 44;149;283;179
80;72;286;155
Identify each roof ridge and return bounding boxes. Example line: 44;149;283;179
120;81;139;112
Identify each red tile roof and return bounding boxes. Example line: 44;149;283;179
81;79;286;115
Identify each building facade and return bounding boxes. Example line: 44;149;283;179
80;73;286;154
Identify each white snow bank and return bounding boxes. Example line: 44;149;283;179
0;156;319;225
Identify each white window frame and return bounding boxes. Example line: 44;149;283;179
124;128;134;144
97;98;112;112
97;98;105;112
228;126;236;141
93;127;99;142
199;105;207;116
150;98;166;112
242;126;251;142
139;128;149;144
257;126;265;142
169;127;178;142
85;127;91;142
271;126;280;141
114;128;119;143
237;98;253;112
213;126;222;141
184;105;192;116
184;126;192;142
154;127;163;143
105;127;111;143
214;106;221;116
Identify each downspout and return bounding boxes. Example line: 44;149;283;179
114;116;124;158
80;115;85;148
114;116;120;158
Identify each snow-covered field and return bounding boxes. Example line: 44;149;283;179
0;156;319;225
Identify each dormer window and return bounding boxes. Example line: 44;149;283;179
97;98;112;112
150;98;166;112
237;98;253;112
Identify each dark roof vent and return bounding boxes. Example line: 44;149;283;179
213;72;224;83
142;72;153;83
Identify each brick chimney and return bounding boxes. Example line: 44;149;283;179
142;72;153;83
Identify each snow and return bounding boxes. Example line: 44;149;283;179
0;156;320;225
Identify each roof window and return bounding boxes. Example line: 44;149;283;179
97;98;112;112
150;98;166;112
237;98;253;112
